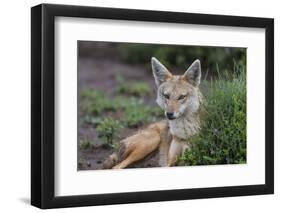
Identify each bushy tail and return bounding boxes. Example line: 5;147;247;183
102;152;118;169
102;142;130;169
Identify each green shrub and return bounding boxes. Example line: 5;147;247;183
96;117;122;147
115;82;151;96
180;65;246;165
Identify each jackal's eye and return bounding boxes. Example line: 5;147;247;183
163;93;170;99
178;94;186;100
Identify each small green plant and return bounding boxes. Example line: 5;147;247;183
80;88;117;115
180;64;246;165
115;82;151;96
96;117;122;147
79;139;93;150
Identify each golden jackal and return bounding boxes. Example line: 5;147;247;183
103;57;203;169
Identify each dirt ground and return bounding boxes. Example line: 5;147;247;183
78;43;162;170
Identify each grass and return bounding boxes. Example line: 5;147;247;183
115;82;151;96
80;87;151;117
80;82;163;128
79;83;163;147
114;73;151;96
123;105;158;128
80;89;117;115
180;63;246;165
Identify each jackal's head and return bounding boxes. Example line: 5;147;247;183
151;57;202;120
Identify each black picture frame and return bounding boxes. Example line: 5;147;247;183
31;3;274;209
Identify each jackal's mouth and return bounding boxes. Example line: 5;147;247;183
167;116;176;120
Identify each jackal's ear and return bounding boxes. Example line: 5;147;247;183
151;57;172;87
182;59;201;87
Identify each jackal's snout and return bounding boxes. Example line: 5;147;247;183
165;112;176;120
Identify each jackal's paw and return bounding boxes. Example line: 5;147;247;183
112;163;127;169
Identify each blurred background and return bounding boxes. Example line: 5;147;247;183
79;41;246;79
78;41;246;170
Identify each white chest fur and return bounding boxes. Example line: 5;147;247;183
168;116;200;140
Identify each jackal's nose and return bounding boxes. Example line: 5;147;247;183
166;112;175;120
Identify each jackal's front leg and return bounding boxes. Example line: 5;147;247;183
112;128;161;169
166;137;185;167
